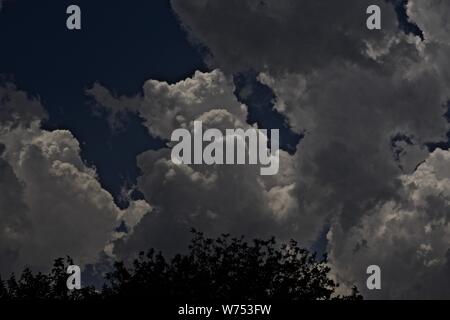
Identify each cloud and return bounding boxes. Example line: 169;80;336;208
167;0;450;298
171;0;399;75
260;50;449;226
0;82;47;128
87;70;248;138
114;145;300;259
0;145;30;273
407;0;450;45
4;0;450;299
256;16;450;299
0;83;149;275
89;70;309;258
329;148;450;299
407;0;450;88
255;54;450;299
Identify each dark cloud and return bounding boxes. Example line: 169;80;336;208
0;82;47;128
0;147;30;274
164;0;450;298
171;0;398;75
329;149;450;298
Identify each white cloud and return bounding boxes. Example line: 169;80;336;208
0;84;149;274
89;70;313;259
87;70;248;138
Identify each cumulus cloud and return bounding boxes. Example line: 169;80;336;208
255;55;450;299
0;83;149;275
89;70;306;258
83;0;450;298
329;148;450;299
5;0;450;299
261;54;449;228
166;0;450;298
87;70;248;138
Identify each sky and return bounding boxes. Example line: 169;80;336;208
1;0;450;299
0;0;206;203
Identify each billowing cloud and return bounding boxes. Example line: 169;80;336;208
260;52;449;229
329;148;450;299
0;83;149;275
167;0;450;298
87;70;248;138
6;0;450;299
89;70;307;258
257;46;450;299
85;0;450;298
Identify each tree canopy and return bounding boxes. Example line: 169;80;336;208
0;230;362;301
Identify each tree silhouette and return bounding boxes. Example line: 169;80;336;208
0;257;98;301
0;230;362;301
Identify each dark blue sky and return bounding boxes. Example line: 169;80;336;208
0;0;207;204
